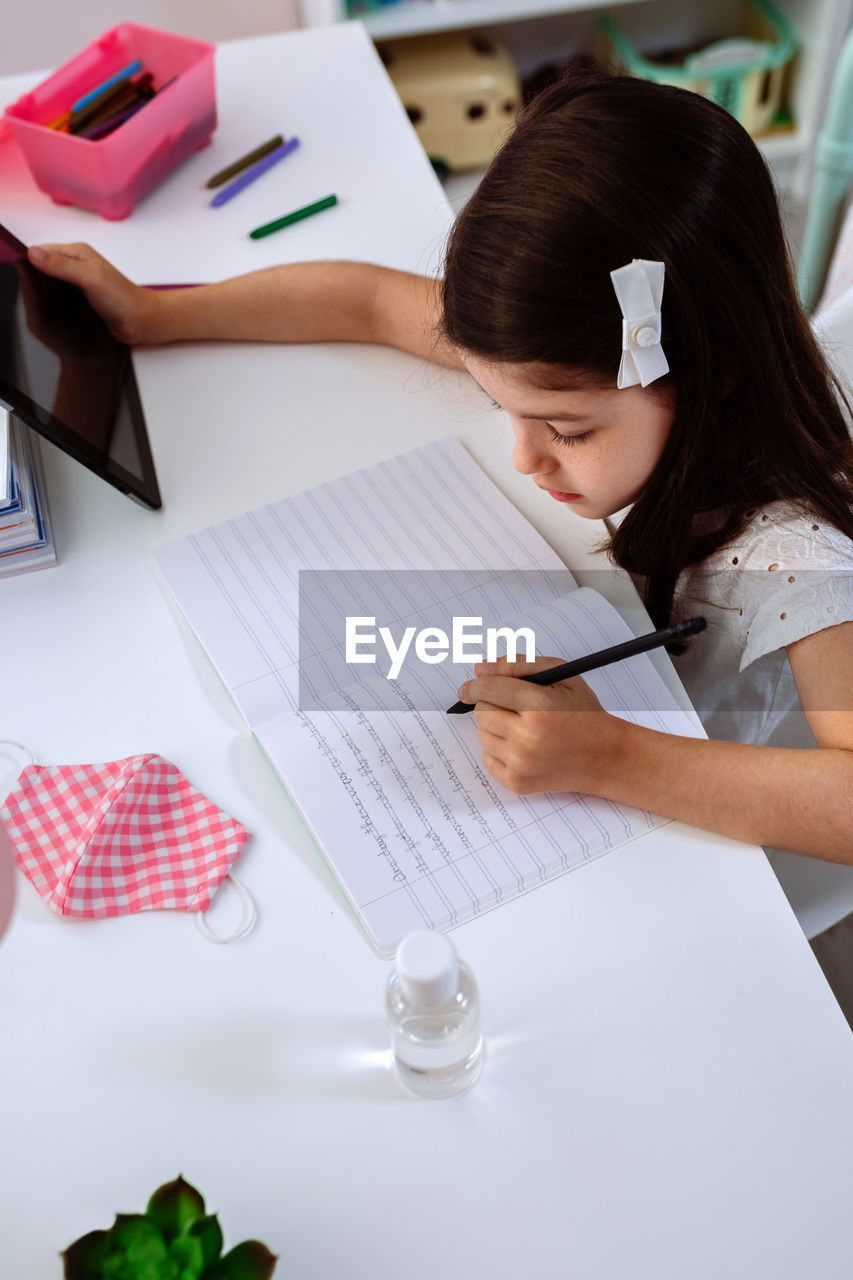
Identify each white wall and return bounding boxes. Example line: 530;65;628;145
1;0;300;75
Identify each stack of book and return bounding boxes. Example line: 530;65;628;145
0;411;56;576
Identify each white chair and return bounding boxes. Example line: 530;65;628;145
761;282;853;939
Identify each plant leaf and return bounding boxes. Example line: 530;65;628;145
146;1178;206;1243
100;1214;171;1278
111;1214;155;1232
185;1214;224;1266
168;1234;205;1277
108;1215;168;1259
212;1241;278;1280
62;1229;110;1278
102;1256;178;1280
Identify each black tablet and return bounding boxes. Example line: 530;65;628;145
0;222;161;509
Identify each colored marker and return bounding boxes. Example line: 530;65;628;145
47;110;72;131
248;193;338;239
209;137;300;208
72;76;154;135
70;74;139;131
81;98;149;141
71;60;143;113
206;134;285;188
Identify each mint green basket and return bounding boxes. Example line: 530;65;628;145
602;0;797;137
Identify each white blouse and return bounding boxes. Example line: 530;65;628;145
671;503;853;747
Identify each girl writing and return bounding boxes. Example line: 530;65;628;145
27;62;853;863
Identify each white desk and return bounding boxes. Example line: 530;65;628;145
3;25;853;1280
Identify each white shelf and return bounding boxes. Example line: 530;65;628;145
299;0;853;199
340;0;642;40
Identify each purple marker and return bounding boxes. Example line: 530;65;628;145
81;98;148;141
209;137;300;208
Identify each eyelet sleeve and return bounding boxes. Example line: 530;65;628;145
738;515;853;669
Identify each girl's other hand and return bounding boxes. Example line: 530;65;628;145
26;242;159;346
457;655;622;795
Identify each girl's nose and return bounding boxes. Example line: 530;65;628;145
511;423;558;476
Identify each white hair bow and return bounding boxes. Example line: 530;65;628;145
610;259;669;389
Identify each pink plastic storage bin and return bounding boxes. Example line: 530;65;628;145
4;24;216;220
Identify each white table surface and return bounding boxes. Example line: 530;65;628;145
2;24;853;1280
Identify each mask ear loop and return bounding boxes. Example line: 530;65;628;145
194;874;257;944
0;741;35;795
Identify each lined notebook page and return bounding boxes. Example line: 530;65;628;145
155;438;703;955
154;438;574;727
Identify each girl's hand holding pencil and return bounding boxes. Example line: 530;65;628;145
456;656;619;797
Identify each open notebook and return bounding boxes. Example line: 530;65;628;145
154;438;703;955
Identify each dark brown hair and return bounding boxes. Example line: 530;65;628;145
441;63;853;627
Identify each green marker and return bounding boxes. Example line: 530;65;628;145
249;194;338;240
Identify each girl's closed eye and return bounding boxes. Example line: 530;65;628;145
484;390;594;445
549;425;594;446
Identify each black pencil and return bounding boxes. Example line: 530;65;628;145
446;616;707;714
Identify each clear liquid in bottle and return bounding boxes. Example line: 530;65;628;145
386;930;484;1100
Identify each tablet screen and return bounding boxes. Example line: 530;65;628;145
0;223;161;509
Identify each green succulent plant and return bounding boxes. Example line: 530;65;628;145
62;1176;277;1280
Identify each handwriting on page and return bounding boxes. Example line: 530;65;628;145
257;632;668;953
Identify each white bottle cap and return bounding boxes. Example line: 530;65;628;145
396;930;459;1008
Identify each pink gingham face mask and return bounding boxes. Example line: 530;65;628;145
0;745;254;943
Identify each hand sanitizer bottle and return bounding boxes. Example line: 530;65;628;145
386;930;484;1099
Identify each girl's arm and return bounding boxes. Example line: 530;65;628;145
26;243;463;368
460;620;853;863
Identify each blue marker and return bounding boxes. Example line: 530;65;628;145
71;61;143;114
